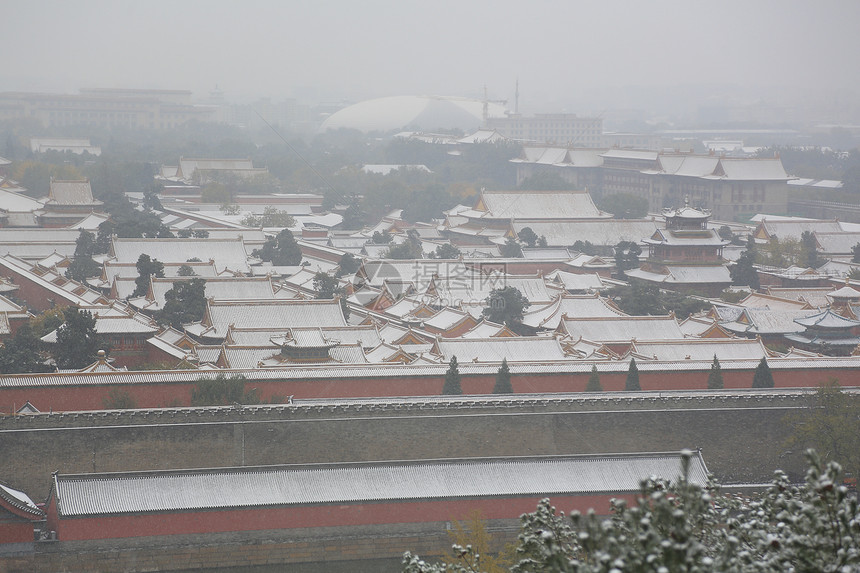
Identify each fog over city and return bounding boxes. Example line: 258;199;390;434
6;0;860;120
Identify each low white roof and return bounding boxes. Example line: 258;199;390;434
53;452;707;516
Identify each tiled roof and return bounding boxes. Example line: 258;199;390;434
560;316;685;342
47;179;100;205
201;299;347;337
757;219;843;242
794;309;860;329
522;294;625;329
134;277;278;311
631;339;770;361
476;190;610;220
511;219;658;247
812;232;860;255
625;265;731;285
111;238;250;273
0;482;45;519
436;337;568;363
431;275;555;306
52;452;707;517
545;270;605;292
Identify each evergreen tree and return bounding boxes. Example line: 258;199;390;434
614;240;641;277
66;230;101;281
493;358;513;394
500;237;524;258
730;248;760;289
156;278;207;329
482;286;531;327
252;229;302;266
800;230;822;269
133;254;164;297
707;355;724;389
752;357;775;388
53;307;105;369
585;365;602;392
625;358;641;391
0;324;53;374
442;356;462;395
517;227;539;248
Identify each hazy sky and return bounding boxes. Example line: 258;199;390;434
6;0;859;112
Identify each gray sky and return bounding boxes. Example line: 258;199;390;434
5;0;860;113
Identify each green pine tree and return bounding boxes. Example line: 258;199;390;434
707;355;724;389
442;356;462;395
752;357;775;388
585;365;602;392
493;358;513;394
625;358;641;391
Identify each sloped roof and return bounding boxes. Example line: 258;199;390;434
545;271;605;294
0;481;45;520
625;265;732;285
756;219;843;242
738;292;811;310
47;179;100;205
134;277;278;311
560;315;684;342
435;336;568;362
722;308;819;335
631;338;770;361
52;452;707;517
657;155;719;177
713;158;789;181
111;238;250;273
460;319;513;338
765;287;832;308
643;229;726;247
476;190;609;220
0;188;45;211
512;219;658;247
794;309;860;329
828;284;860;299
431;275;554;306
813;232;860;255
200;299;347;337
522;294;625;329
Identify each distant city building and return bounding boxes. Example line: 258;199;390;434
29;137;101;156
513;147;792;221
0;89;216;130
320;95;507;133
485;113;603;146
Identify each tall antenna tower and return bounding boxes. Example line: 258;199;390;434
515;78;519;115
482;84;488;124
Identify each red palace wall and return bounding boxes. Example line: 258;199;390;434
0;270;59;313
0;519;35;543
1;365;856;414
49;493;635;542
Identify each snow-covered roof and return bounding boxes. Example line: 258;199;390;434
521;294;625;330
511;219;658;247
51;452;707;516
631;338;770;361
198;299;347;338
111;238;251;274
435;336;569;363
559;315;685;343
475;190;609;220
625;265;732;285
47;179;100;205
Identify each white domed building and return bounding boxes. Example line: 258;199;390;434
320;95;508;133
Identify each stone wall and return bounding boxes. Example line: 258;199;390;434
1;391;817;502
2;521;520;573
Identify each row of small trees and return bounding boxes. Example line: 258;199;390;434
441;355;776;395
